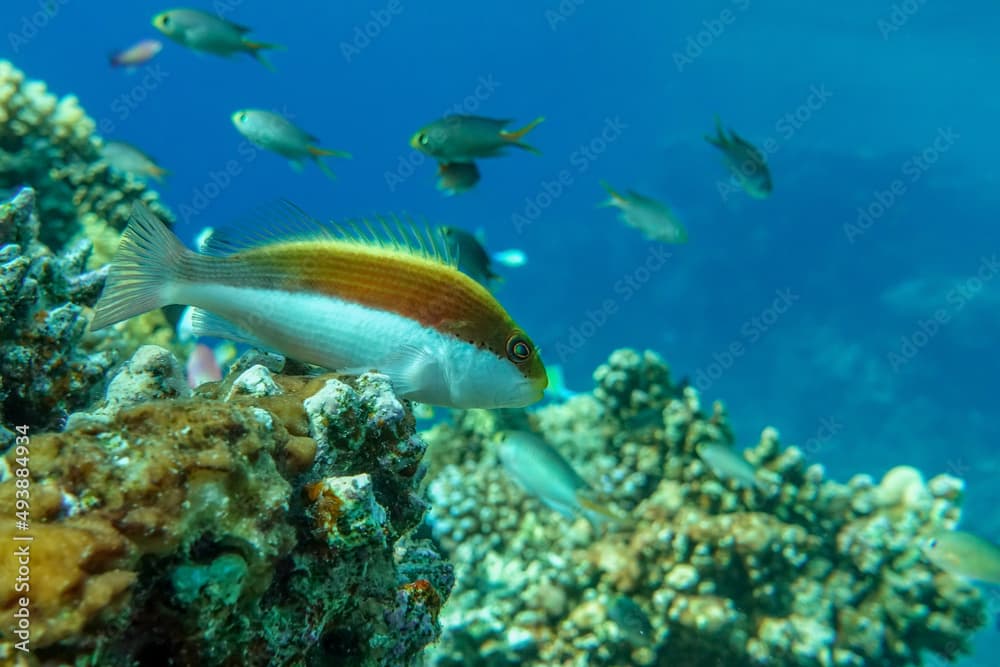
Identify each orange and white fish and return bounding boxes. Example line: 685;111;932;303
91;203;547;408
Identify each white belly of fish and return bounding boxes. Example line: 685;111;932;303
170;283;509;406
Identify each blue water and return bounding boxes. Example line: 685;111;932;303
6;1;999;663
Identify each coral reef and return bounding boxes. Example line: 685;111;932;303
0;348;452;666
0;187;115;441
422;348;986;667
0;59;172;251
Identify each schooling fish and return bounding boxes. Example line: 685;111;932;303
410;115;544;163
600;182;687;244
152;8;283;70
231;109;351;180
100;141;169;182
109;38;163;69
436;161;480;196
922;530;1000;584
91;203;546;409
704;116;773;199
496;430;618;525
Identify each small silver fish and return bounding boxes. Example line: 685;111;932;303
697;442;761;489
922;530;1000;584
600;182;688;244
496;430;617;525
705;116;773;199
231;109;351;180
100;141;168;182
109;38;163;69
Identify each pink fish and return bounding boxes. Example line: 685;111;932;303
186;343;222;388
109;39;163;68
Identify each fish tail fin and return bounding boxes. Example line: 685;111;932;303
90;203;194;330
705;115;726;147
597;180;624;208
149;165;170;182
243;40;284;71
501;116;544;154
307;146;351;181
308;145;353;159
576;493;623;527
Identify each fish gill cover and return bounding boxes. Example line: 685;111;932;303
0;1;999;666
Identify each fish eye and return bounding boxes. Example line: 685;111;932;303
506;335;532;363
927;538;937;549
160;15;170;26
239;113;248;123
418;133;429;146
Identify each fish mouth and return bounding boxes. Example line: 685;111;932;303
408;133;422;150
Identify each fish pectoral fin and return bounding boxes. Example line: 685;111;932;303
367;344;441;399
190;308;272;350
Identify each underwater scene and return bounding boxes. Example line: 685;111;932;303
1;1;998;666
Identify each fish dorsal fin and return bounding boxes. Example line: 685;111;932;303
199;201;456;267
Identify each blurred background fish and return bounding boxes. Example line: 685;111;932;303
496;430;619;526
100;140;169;182
608;595;654;647
108;38;162;69
152;8;283;70
704;116;773;199
600;182;688;244
697;442;763;490
437;225;526;287
185;342;222;388
922;530;1000;584
231;109;351;180
410;115;544;163
436;161;480;196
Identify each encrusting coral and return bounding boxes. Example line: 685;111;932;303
0;59;172;251
422;349;986;667
0;347;452;666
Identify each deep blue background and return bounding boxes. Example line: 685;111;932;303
5;1;999;661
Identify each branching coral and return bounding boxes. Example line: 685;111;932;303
422;348;986;667
0;59;171;251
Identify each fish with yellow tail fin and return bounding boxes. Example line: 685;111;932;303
410;115;544;163
921;530;1000;584
231;109;352;180
152;9;284;70
91;203;547;409
495;430;621;526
